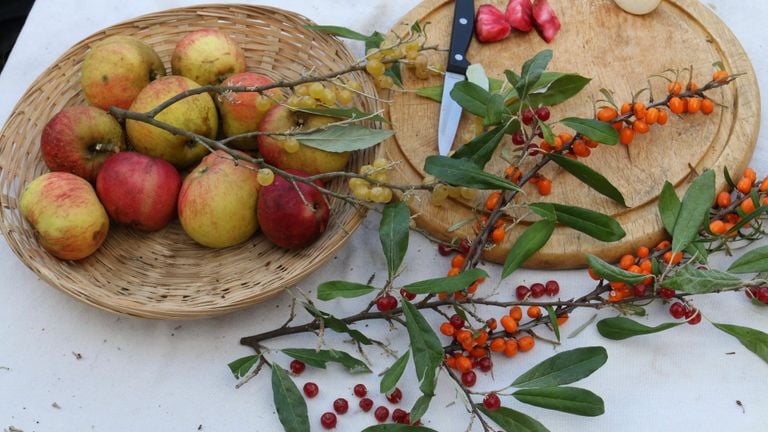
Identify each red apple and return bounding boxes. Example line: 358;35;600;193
41;106;125;182
257;169;330;249
171;28;246;86
216;72;282;150
95;152;182;232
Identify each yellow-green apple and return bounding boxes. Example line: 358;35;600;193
81;35;166;110
126;75;218;168
257;105;350;174
20;172;109;260
95;152;181;232
216;72;282;150
171;28;246;86
177;150;260;248
40;106;125;182
257;169;330;249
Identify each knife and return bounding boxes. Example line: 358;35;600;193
437;0;475;156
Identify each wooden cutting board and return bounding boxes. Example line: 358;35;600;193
383;0;759;268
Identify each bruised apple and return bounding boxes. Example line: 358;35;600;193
216;72;282;150
257;169;330;249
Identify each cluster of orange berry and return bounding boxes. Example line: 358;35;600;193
709;167;767;236
587;243;666;303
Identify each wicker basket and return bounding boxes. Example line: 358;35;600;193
0;4;380;319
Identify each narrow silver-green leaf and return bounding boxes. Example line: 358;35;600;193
511;347;607;388
380;202;410;279
513;387;605;416
380;350;410;394
549;153;626;206
530;203;625;242
305;25;376;41
403;268;489;295
502;220;555;279
477;405;550;432
663;265;743;294
362;425;438;432
452;121;519;169
597;317;682;340
672;170;715;252
281;348;371;373
425;155;520;190
317;280;376;301
728;245;768;274
560;117;619;145
228;354;260;379
658;181;681;234
516;49;553;98
272;364;310;432
586;254;648;285
402;302;444;390
545;306;561;342
713;323;768;364
507;74;591;112
416;85;442;102
450;81;491;117
529;202;556;221
304;303;373;345
296;125;393;152
409;394;433;423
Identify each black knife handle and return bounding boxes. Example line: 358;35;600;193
446;0;475;74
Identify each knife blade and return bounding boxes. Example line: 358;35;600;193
437;0;475;156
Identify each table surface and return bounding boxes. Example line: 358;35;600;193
1;1;767;431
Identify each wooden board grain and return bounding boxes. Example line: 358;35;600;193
383;0;759;268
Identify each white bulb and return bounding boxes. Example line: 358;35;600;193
614;0;662;15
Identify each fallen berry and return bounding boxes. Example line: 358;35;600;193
483;392;501;411
515;285;530;300
392;408;408;423
374;406;389;422
303;382;319;398
461;370;477;387
359;398;373;412
476;4;512;43
353;384;367;398
386;387;403;404
290;359;306;375
333;398;349;415
544;280;559;296
320;412;337;429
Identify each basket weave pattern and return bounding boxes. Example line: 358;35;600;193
0;4;378;319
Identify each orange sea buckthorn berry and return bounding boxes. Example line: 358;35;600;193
619;254;635;270
584;138;599;148
490;338;506;353
491;226;506;244
486;318;498;331
471;347;488;359
509;306;523;321
656;240;671;251
657;108;669;125
632;119;650;134
609;281;626;291
687;82;699;92
741;197;756;214
504;339;519;357
455;291;468;301
447;267;460;277
538;178;552;196
527;306;542;319
668;81;682;95
501;315;518;333
663;251;683;265
620;102;632;115
485;191;501;211
637;246;650;258
716;191;732;208
612;121;624;132
451;254;466;269
725;213;740;224
456;329;472;344
445;355;456;369
620;127;635;145
607;290;621;302
597;107;618;122
633;102;647;119
475;215;489;231
557;132;574;144
687;97;701;114
639;259;653;273
440;322;456;337
760;177;768;192
438;292;448;300
645;107;660;125
669;97;684;114
475;330;489;345
709;220;727;235
572;140;591;158
737;177;753;194
456;356;473;373
713;70;729;83
552;136;564;151
627;265;642;274
588;267;600;280
701;98;715;115
723;222;737;237
518;336;535;352
467;281;480;294
744;168;757;181
557;314;569;325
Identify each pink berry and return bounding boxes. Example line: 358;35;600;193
359;398;373;412
386;387;403;404
290;360;306;375
303;382;319;398
515;285;530;300
535;106;551;121
461;370;477;387
353;384;367;398
374;406;389;422
544;280;559;296
320;412;337;429
478;357;493;373
333;398;349;415
483;392;501;411
530;283;546;298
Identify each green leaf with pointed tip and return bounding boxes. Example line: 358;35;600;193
228;354;260;379
549;153;626;206
728;245;768;273
409;394;433;423
672;169;715;253
658;181;681;235
425;155;520;191
486;94;508;126
597;317;683;340
560;117;619;145
477;405;550;432
317;281;376;301
272;364;310;432
450;81;491;117
663;265;743;294
507;74;591;112
403;268;489;295
384;64;404;88
585;254;648;285
513;387;605;416
511;347;607;388
296;125;393;152
530;203;625;242
380;350;410;394
303;303;373;345
529;202;556;221
402;302;443;392
545;306;561;342
452;121;520;169
416;85;443;102
502;220;555;279
713;323;768;364
305;25;376;41
362;425;438;432
516;49;553;98
380;202;410;279
282;348;371;374
539;121;555;145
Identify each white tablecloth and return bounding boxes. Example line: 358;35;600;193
2;1;767;431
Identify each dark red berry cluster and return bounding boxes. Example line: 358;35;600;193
668;301;702;325
746;286;768;304
515;280;560;300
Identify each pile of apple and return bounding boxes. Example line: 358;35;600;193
21;29;352;261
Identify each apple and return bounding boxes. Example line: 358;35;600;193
81;35;166;110
177;150;260;248
126;75;218;168
95;152;182;232
257;105;350;175
20;172;109;260
40;105;125;182
257;169;330;249
216;72;283;150
171;28;246;86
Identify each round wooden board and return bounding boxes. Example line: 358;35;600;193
383;0;760;268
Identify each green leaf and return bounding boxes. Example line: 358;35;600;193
663;265;743;294
452;121;519;169
539;121;555;145
723;166;736;189
507;74;591;112
403;268;489;295
305;25;374;41
291;106;388;123
549;153;626;206
560;117;619;145
317;280;376;301
380;202;410;279
362;425;438;432
504;69;521;87
728;245;768;273
304;303;373;345
485;94;507;126
228;354;260;379
530;203;625;242
512;387;605;417
671;169;715;253
416;85;442;102
502;220;555;279
545;306;561;342
380;350;410;394
516;49;553;99
511;346;607;388
425;155;520;191
713;323;768;364
658;181;681;235
402;302;443;393
271;364;310;432
409;394;433;423
281;348;371;373
365;31;386;52
585;254;648;285
450;81;492;117
529;202;557;221
477;405;550;432
597;317;683;340
296;125;393;152
384;64;404;88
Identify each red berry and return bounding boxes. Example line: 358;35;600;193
685;307;702;325
633;284;647;297
438;243;453;256
386;387;403;403
522;108;535;125
512;130;526;145
535;107;551;121
353;384;367;398
333;398;349;415
745;287;758;299
659;287;676;299
669;302;686;319
290;360;306;375
392;408;408;423
483;392;501;411
478;357;493;373
359;398;373;412
459;238;471;255
757;287;768;304
530;283;546;298
303;382;319;398
544;280;559;296
449;314;465;329
376;294;398;312
374;406;389;422
461;370;477;387
320;412;337;429
515;285;530;300
400;289;416;301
